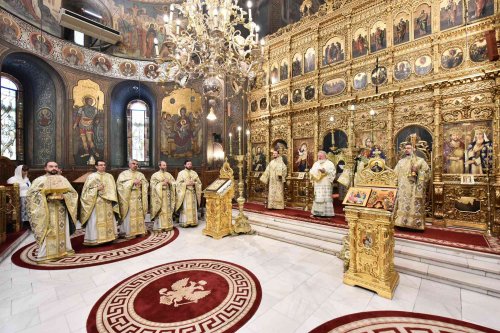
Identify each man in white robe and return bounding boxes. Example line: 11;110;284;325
310;151;336;217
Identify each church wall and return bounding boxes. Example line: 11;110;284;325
248;0;500;232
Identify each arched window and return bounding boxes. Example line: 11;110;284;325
0;74;22;160
127;100;150;165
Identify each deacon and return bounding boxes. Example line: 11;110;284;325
260;150;288;209
150;161;176;232
117;159;149;238
175;160;202;227
310;151;336;217
80;160;119;245
394;143;430;230
26;161;78;261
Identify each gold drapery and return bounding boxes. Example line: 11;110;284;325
116;170;149;237
175;169;202;227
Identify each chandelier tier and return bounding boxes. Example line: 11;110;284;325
154;0;264;92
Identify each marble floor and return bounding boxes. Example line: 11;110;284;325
1;221;500;333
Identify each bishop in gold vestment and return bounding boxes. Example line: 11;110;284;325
150;161;176;232
26;161;78;261
394;144;430;230
310;151;336;217
117;160;149;238
260;150;288;209
80;160;119;245
175;160;202;227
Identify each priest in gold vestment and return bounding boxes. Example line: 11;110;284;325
26;161;78;261
175;160;202;227
117;159;149;238
260;150;288;209
150;161;176;231
80;160;119;245
394;144;430;230
310;151;336;217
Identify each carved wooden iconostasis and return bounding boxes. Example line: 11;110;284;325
247;0;500;233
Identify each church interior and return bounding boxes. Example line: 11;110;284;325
0;0;500;332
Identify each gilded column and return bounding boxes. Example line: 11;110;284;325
493;81;500;234
386;97;395;167
432;90;444;221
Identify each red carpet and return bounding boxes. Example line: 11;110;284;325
11;227;179;270
243;202;500;254
309;311;499;333
0;228;28;259
87;259;262;333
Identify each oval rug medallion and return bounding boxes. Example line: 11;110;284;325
310;311;498;333
11;227;179;270
87;259;262;333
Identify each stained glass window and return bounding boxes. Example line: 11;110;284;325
127;100;150;165
1;76;18;160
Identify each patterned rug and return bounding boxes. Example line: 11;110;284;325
243;202;500;254
86;259;262;333
11;227;179;270
309;311;499;333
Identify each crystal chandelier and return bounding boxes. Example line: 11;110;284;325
154;0;264;97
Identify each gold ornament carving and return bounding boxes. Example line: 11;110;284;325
442;106;493;122
443;185;488;230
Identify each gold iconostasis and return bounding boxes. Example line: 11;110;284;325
246;0;500;233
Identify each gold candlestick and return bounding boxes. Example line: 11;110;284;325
237;126;242;155
233;154;253;234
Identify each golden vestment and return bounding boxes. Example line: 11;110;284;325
394;155;430;230
150;170;176;231
26;175;78;261
260;156;287;209
175;169;202;227
80;172;120;245
310;159;336;217
117;170;149;238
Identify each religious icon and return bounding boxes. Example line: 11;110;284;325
304;48;316;73
30;33;53;55
394;60;411;81
271;94;279;108
343;187;372;206
370;21;387;53
440;0;464;31
305;85;315;100
37;107;53;127
273;139;288;165
415;55;432;76
292;53;302;77
270;63;279;84
464;124;493;175
454;196;480;212
469;38;488;62
322;37;345;66
0;15;21;41
250;100;258;112
352;28;368;58
467;0;494;22
252;144;267;171
91;55;112;74
353;72;368;90
280;94;289;106
280;59;289;80
144;64;159;79
393;12;410;45
371;66;387;85
73;95;102;159
259;98;268;110
120;62;137;76
322;78;346;96
293;89;302;103
293;139;314;172
441;47;464;69
62;46;84;66
414;4;432;39
443;126;465;174
366;188;397;211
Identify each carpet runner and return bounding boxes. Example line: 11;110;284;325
11;226;179;270
87;259;261;333
309;311;499;333
243;202;500;255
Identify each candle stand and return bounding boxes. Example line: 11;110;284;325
232;154;253;234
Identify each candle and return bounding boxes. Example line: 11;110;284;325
237;126;242;155
153;38;159;56
246;129;250;149
331;130;334;146
227;102;231;117
169;4;174;23
229;133;233;156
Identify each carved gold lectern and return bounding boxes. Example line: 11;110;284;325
203;160;235;239
342;154;399;299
